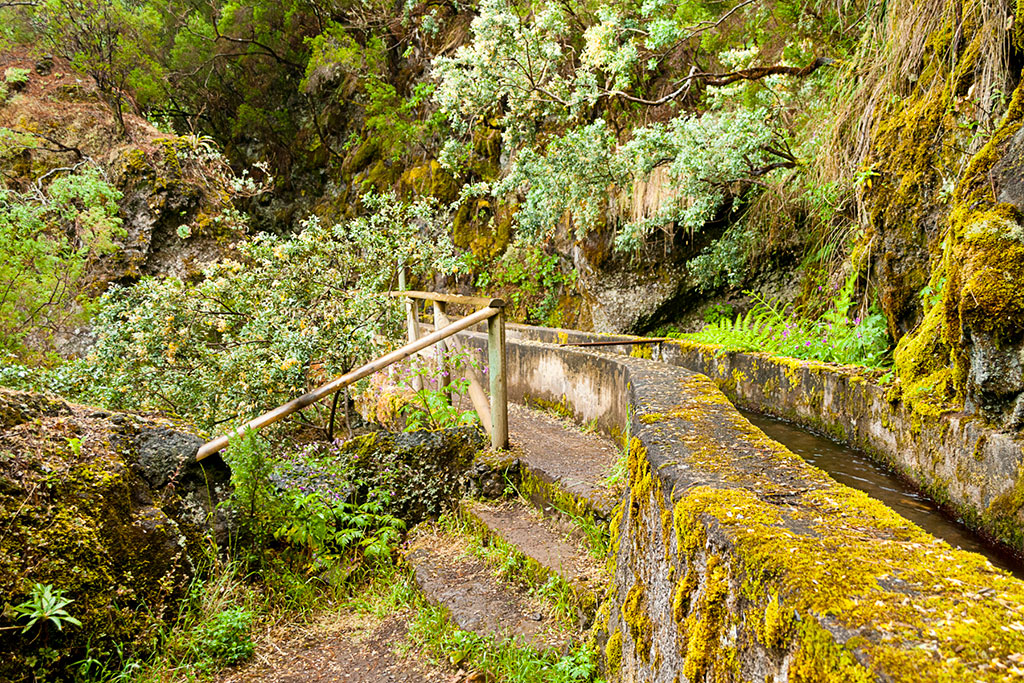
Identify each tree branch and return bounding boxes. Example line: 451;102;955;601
610;57;833;106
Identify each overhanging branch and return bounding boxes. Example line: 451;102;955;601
611;56;834;106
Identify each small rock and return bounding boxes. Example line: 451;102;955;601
34;56;53;76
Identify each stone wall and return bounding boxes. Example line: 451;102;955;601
454;327;1024;681
494;323;1024;555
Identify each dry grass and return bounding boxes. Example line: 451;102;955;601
819;0;1012;186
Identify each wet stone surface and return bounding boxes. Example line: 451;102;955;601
506;403;622;517
465;499;602;587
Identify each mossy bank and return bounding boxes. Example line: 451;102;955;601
0;388;230;681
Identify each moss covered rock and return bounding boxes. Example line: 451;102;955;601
0;388;230;681
271;427;485;524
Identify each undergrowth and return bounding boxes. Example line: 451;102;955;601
66;430;411;682
677;286;891;368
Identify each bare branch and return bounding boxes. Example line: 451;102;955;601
610;57;833;106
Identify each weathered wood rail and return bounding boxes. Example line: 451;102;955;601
195;291;508;461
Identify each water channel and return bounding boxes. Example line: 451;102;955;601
741;409;1024;579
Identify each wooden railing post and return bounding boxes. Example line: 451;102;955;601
487;307;508;450
432;300;451;403
397;266;423;391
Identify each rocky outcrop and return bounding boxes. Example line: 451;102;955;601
0;388;230;682
272;428;486;524
111;138;244;281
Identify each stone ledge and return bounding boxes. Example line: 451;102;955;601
454;328;1024;681
497;323;1024;557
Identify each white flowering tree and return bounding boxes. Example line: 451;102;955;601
88;193;460;430
433;0;833;254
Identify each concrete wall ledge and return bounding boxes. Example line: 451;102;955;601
493;323;1024;557
454;327;1024;681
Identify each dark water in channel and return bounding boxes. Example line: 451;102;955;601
740;409;1024;578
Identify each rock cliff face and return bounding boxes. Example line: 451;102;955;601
0;388;230;681
0;53;248;359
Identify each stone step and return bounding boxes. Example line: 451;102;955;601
507;402;623;521
405;525;579;651
462;499;605;627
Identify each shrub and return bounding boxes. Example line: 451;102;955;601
84;193;459;430
0;166;123;360
194;607;254;668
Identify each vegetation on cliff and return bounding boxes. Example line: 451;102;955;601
3;0;1024;678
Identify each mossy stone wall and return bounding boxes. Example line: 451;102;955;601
501;322;1024;556
454;326;1024;681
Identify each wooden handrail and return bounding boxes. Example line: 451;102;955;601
195;305;503;461
389;290;505;308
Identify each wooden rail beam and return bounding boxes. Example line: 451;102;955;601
195;305;502;461
389;290;505;309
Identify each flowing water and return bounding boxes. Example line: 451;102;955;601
741;409;1024;578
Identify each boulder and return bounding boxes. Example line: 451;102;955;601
0;388;230;681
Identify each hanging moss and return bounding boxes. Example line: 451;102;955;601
891;300;958;416
681;555;728;681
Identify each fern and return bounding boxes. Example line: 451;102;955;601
679;290;891;369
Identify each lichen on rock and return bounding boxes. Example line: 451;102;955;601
0;388;230;681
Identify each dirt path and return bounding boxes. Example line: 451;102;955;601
217;610;460;683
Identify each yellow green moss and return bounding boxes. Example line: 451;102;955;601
669;482;1024;680
622;580;653;662
789;620;873;683
605;629;623;673
759;593;793;649
892;301;957;416
630;344;653;360
524;393;574;420
671;568;696;625
889;39;1024;412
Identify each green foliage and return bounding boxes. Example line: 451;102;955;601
193;607;254;668
84;193;457;429
400;385;479;431
225;431;277;545
226;430;406;582
398;351;481;431
679;287;891;368
362;80;447;163
459;88;788;251
3;67;29;86
12;583;82;634
410;601;601;683
474;243;577;324
434;0;849;259
689;220;751;292
275;489;406;577
0;166;124;360
35;0;164;130
145;559;261;677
